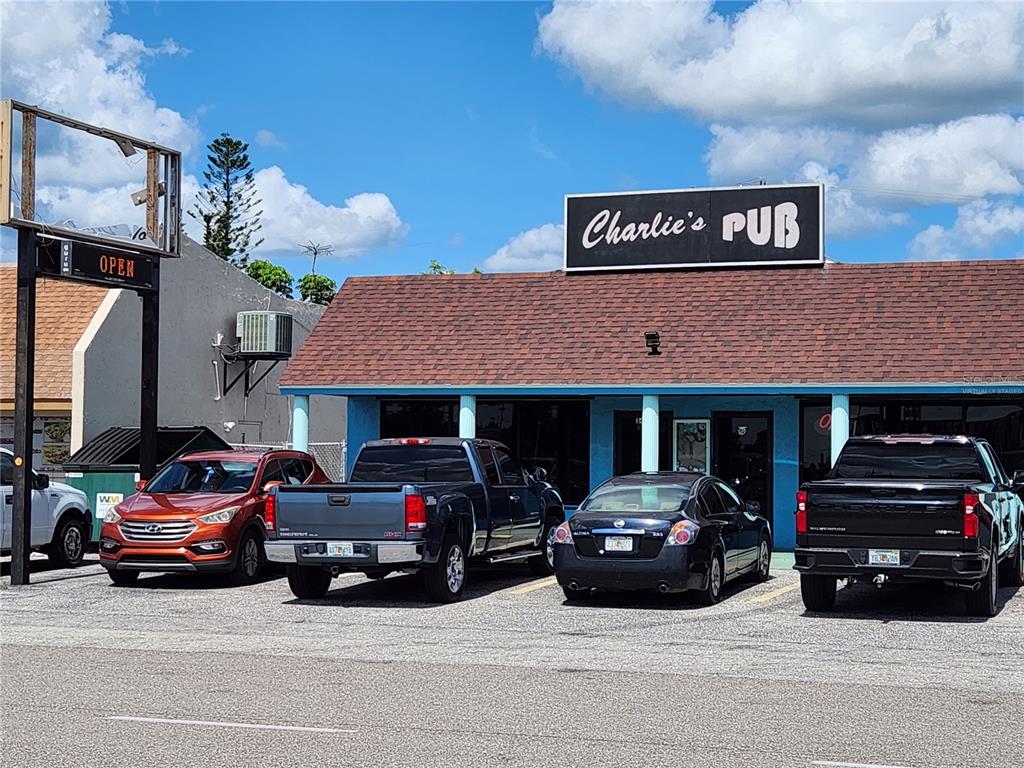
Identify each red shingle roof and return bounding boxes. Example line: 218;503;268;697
280;260;1024;388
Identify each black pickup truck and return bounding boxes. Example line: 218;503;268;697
795;435;1024;617
264;438;565;602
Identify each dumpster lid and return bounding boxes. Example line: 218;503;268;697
64;426;233;471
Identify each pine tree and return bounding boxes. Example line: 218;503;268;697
189;133;264;266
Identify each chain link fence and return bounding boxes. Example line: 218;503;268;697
229;441;347;482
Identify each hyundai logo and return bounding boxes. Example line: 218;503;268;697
614;519;625;528
145;523;163;534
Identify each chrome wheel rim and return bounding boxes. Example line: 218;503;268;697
711;557;722;597
545;525;557;569
446;546;465;593
758;542;770;576
243;539;260;577
64;526;82;562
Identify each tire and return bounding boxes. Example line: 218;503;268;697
562;586;591;602
800;574;837;612
998;521;1023;588
108;569;139;586
48;515;87;568
423;530;467;603
528;516;560;576
229;529;264;587
966;536;1000;618
753;536;772;582
698;550;725;605
287;565;333;599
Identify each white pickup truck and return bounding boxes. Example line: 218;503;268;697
1;447;91;567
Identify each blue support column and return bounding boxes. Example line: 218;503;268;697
831;393;850;467
641;394;659;472
345;397;380;479
292;395;309;452
459;395;476;439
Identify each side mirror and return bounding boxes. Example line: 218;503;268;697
33;473;50;491
531;467;548;483
745;500;761;514
262;480;284;495
135;479;148;492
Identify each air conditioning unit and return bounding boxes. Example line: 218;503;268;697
235;311;293;358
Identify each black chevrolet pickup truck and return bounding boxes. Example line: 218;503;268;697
264;438;565;602
795;435;1024;616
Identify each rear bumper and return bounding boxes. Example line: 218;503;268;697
794;546;990;581
553;543;706;593
265;540;424;569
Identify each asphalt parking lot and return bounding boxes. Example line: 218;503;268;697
2;555;1022;768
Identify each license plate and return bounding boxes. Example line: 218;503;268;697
326;542;354;557
604;536;633;553
869;548;900;566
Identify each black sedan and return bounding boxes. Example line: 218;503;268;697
552;472;772;603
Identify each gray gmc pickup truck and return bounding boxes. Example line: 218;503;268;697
264;438;565;602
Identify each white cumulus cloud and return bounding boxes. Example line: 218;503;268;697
909;200;1024;261
538;0;1024;126
254;129;287;150
484;224;564;272
254;167;407;256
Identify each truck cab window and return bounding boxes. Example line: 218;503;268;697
494;448;525;486
477;446;501;485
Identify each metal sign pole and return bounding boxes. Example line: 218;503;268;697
11;227;38;586
139;258;160;479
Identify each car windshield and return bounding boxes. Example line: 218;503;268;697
349;446;475;482
832;442;984;481
580;485;690;513
145;460;258;494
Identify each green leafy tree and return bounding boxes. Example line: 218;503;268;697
298;273;337;305
189;132;264;266
246;260;293;298
424;259;456;275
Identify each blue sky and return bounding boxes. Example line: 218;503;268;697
2;1;1022;288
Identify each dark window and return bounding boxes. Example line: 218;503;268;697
296;460;314;480
0;453;13;485
716;483;741;514
349;445;474;483
380;400;458;439
800;402;832;484
261;460;287;486
493;447;525;486
832;441;984;481
477;446;500;485
146;459;259;494
477;400;590;504
699;483;727;517
280;459;309;485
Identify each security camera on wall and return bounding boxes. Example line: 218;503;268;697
223;421;236;432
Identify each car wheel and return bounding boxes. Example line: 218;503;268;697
287;565;332;599
108;569;139;586
966;536;1000;618
424;530;466;603
229;529;264;587
562;586;591;602
753;536;772;582
698;550;724;605
528;516;560;576
998;520;1023;588
800;574;837;612
48;516;87;568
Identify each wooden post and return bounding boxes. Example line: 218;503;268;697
139;258;160;479
146;148;159;243
20;110;36;221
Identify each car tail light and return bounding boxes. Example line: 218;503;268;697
405;493;428;532
552;521;573;544
796;491;808;534
264;490;276;532
397;438;431;445
664;520;700;546
963;493;980;538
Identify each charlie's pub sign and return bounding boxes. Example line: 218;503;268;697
564;183;823;271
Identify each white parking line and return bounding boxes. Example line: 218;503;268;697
107;716;355;734
812;761;913;768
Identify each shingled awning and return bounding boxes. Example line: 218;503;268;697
280;259;1024;390
65;426;232;471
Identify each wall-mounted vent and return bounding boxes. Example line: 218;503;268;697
236;311;293;359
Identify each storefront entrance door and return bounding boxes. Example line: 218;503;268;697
712;412;773;526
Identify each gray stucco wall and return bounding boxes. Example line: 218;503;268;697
77;237;345;449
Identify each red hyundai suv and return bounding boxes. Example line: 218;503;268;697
99;449;329;585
